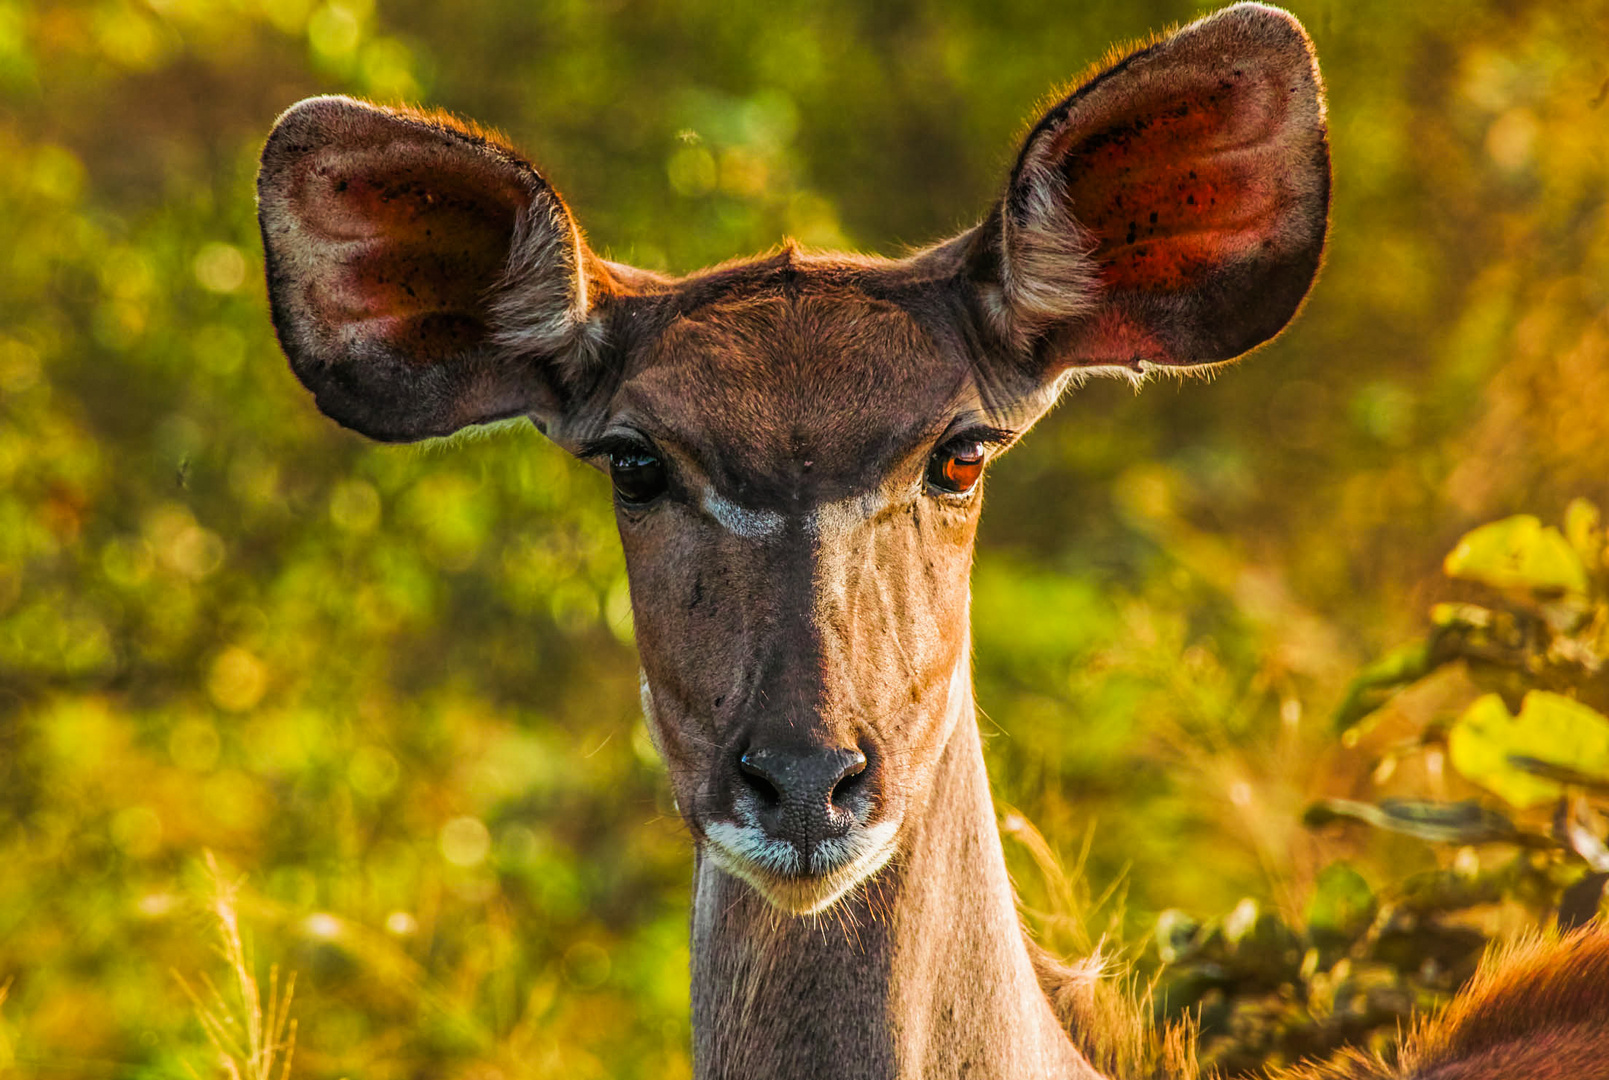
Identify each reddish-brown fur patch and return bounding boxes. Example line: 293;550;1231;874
1400;923;1609;1079
291;143;526;359
1001;3;1329;370
1273;924;1609;1080
1058;65;1288;294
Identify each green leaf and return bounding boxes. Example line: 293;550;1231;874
1429;602;1494;629
1443;514;1589;594
1331;641;1432;733
1306;862;1376;941
1449;691;1609;808
1303;797;1519;843
1393;867;1506;915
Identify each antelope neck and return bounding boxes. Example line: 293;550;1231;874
689;684;1102;1080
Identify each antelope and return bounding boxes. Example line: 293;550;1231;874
255;4;1609;1077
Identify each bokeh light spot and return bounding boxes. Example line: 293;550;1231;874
440;815;491;867
208;647;268;713
563;941;612;989
194;243;248;294
329;479;382;533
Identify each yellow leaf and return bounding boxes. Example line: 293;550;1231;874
1565;498;1604;572
1443;515;1588;593
1449;691;1609;809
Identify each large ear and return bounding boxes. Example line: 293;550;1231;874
257;96;602;442
970;2;1329;378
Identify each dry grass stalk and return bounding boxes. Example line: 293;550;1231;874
174;853;297;1080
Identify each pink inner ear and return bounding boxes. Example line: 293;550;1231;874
1057;66;1291;294
290;149;523;361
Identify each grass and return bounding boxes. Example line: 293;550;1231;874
174;854;298;1080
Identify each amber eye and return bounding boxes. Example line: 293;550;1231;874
609;448;669;505
926;440;987;495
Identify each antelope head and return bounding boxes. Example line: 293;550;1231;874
258;2;1329;917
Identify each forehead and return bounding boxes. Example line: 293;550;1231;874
620;282;973;499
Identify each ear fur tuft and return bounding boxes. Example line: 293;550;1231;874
487;190;604;369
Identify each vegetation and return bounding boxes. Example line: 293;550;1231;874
1149;504;1609;1073
1;0;1606;1076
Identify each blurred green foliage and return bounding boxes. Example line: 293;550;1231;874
1;0;1606;1076
1156;504;1609;1074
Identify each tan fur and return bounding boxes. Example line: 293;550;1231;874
1032;943;1205;1080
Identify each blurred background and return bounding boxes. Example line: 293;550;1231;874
2;0;1608;1076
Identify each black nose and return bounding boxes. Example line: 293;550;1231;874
737;744;870;847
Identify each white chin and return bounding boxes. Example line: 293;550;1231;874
704;820;901;915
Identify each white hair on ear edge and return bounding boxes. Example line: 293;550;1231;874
991;161;1103;351
487;189;608;374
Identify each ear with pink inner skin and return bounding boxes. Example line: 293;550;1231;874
257;96;604;442
972;2;1330;379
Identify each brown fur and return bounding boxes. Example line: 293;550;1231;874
252;5;1607;1079
1273;926;1609;1080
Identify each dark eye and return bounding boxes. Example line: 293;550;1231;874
609;448;669;505
926;440;987;495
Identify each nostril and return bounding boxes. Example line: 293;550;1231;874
737;753;782;807
737;745;870;819
828;749;869;808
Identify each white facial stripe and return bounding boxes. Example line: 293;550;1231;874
700;490;787;539
699;487;894;541
806;489;893;539
638;669;668;755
